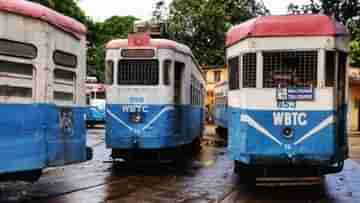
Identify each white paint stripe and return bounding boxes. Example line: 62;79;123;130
142;106;175;131
107;106;175;133
240;114;283;146
106;109;135;132
294;115;335;145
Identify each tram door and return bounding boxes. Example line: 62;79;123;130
174;62;184;137
336;52;348;156
174;62;184;105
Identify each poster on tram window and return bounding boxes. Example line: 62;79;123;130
59;108;74;137
276;87;314;101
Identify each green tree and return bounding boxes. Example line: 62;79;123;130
28;0;137;81
168;0;269;66
87;16;138;81
287;0;360;66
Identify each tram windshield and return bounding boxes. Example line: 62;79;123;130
117;59;159;86
263;51;318;88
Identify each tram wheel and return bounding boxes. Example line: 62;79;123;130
191;137;202;153
234;161;256;184
0;169;42;182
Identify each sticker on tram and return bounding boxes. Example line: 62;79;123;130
122;105;149;113
273;112;307;126
277;101;296;109
59;108;74;137
276;88;314;101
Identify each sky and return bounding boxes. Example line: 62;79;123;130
78;0;313;22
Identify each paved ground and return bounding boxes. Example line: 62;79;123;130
1;126;360;202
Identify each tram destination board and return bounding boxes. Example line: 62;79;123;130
276;87;314;101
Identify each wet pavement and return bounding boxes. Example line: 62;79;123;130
1;126;360;202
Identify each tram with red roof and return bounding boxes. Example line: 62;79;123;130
0;0;91;182
105;33;205;162
86;79;106;127
226;15;350;183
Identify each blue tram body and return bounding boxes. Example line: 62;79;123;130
85;83;106;126
86;106;106;125
106;104;203;149
0;1;91;182
105;33;205;161
226;15;350;178
214;106;228;129
228;107;346;165
0;104;88;174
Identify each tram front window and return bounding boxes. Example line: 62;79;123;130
263;51;318;88
117;60;159;86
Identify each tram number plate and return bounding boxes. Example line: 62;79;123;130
276;88;314;101
277;101;296;109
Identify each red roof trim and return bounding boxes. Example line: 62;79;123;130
226;15;348;47
0;0;87;39
106;37;192;55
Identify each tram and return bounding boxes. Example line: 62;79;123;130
0;0;91;182
226;15;350;180
86;80;106;127
214;82;229;138
105;32;205;162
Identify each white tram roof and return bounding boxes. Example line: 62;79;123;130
0;0;87;39
106;32;192;56
226;15;348;48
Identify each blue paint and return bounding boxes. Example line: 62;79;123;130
0;104;89;175
227;106;347;167
106;104;204;149
86;106;106;124
214;105;228;129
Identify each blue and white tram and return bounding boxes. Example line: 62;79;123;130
0;0;91;182
226;15;350;178
214;82;229;138
105;33;205;161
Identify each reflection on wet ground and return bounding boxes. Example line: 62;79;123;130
1;126;360;203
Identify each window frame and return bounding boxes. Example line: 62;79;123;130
242;53;257;88
262;50;318;88
0;38;37;59
117;59;159;86
163;59;172;86
53;50;78;68
228;56;240;90
105;60;114;85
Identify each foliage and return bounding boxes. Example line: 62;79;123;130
87;16;138;81
167;0;269;66
287;0;360;66
28;0;137;81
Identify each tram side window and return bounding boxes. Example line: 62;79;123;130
163;60;171;85
53;50;77;68
53;69;76;104
105;60;114;85
325;51;336;87
229;57;239;90
0;61;34;102
263;51;318;88
243;53;257;88
0;39;37;59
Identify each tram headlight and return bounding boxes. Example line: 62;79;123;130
283;127;293;139
129;112;143;123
